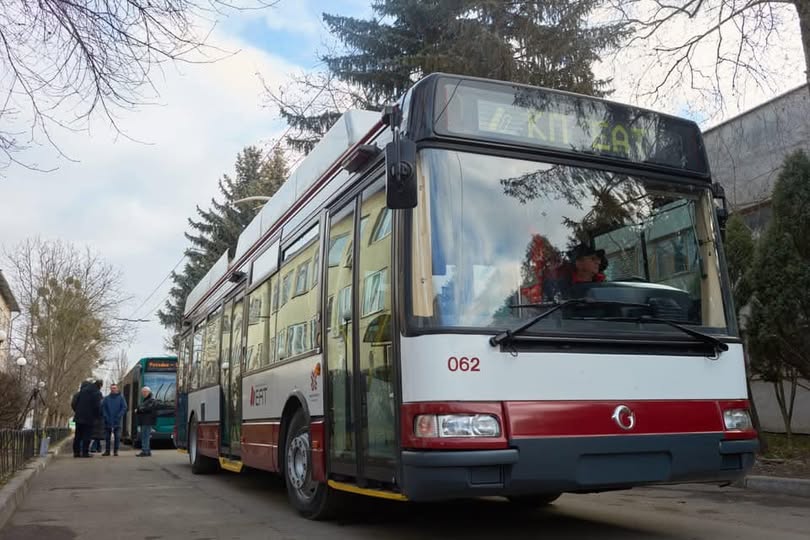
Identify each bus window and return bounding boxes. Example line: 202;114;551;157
246;279;272;370
276;223;320;360
203;311;221;386
192;323;204;390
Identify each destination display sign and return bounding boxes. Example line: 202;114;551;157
433;77;709;175
145;359;176;372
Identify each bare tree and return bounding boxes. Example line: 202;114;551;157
109;349;131;386
3;237;132;427
0;0;278;172
607;0;808;119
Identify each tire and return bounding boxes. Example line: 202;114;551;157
283;409;344;520
507;493;561;508
189;416;218;475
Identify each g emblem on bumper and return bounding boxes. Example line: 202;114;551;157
612;405;635;430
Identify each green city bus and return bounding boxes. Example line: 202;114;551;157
121;356;177;447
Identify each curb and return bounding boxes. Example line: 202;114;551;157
741;475;810;498
0;436;71;530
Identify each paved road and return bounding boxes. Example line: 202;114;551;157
1;446;808;540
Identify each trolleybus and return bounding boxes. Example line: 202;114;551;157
176;73;757;519
122;356;177;447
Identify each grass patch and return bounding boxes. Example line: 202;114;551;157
761;432;810;460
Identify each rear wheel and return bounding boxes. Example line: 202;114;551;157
283;409;344;520
507;493;561;508
189;416;218;474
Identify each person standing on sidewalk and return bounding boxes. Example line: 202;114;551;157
89;381;105;453
102;383;127;456
135;386;156;457
71;380;102;458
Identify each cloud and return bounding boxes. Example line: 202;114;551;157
0;26;301;364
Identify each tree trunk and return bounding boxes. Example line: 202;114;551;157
798;0;810;88
773;377;792;445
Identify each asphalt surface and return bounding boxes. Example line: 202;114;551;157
1;446;809;540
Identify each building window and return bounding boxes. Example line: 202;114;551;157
281;272;292;306
295;261;309;296
370;208;392;243
362;269;387;316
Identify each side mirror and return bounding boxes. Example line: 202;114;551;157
385;139;417;209
712;182;729;240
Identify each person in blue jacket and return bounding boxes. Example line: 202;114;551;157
102;383;128;456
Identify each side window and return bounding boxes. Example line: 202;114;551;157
177;338;186;392
276;224;320;361
246;279;271;370
203;310;221;386
192;323;204;390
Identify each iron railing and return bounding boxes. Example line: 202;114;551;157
0;428;72;481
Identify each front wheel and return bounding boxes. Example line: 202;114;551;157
507;493;561;508
283;409;344;520
189;416;218;475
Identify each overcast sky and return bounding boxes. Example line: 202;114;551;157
0;0;804;374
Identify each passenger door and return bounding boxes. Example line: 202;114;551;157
220;294;245;457
326;178;396;484
325;202;358;477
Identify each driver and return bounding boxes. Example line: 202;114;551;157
570;243;607;284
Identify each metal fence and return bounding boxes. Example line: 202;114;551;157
0;428;72;481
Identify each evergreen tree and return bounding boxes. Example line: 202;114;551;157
746;150;810;441
158;146;288;348
271;0;626;153
724;213;755;318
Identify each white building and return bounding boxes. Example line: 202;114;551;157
0;269;20;371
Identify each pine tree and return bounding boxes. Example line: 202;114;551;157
158;146;288;348
270;0;626;153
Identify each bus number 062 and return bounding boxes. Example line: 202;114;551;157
447;356;480;372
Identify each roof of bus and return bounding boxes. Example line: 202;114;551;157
183;108;381;319
138;356;177;362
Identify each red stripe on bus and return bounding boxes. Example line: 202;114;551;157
505;400;729;438
310;421;326;482
241;422;281;472
400;400;756;446
197;422;220;458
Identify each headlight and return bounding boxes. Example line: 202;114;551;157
723;409;752;430
414;414;501;438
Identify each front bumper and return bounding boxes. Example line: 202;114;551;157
401;433;757;501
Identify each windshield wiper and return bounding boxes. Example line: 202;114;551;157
490;299;650;346
577;315;728;355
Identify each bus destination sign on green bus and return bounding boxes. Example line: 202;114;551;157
145;359;176;372
433;77;708;175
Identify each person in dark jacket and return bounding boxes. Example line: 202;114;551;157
102;384;127;456
89;381;105;453
135;387;157;457
71;380;102;458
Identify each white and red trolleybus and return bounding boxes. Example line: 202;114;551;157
175;73;758;519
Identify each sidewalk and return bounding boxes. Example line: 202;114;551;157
0;447;194;540
0;437;70;531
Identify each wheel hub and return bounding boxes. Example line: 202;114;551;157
286;432;316;501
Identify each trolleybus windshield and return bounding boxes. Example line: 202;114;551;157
409;149;730;336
